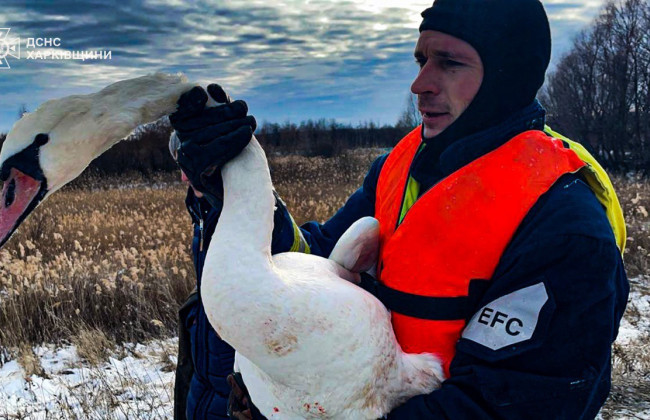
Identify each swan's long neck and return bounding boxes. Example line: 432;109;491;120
215;136;275;260
200;136;280;354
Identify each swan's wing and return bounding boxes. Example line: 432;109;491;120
236;353;304;420
328;216;379;273
242;252;397;418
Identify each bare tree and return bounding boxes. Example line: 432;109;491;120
542;0;650;174
396;93;422;130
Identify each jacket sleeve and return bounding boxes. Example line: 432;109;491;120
270;154;387;258
388;175;629;419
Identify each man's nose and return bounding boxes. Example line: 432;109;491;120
411;63;442;96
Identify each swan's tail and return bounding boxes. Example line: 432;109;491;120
399;351;445;400
359;350;444;419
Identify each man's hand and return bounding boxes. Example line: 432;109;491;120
227;373;267;420
169;84;256;205
227;373;252;419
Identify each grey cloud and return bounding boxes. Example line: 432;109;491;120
0;0;607;132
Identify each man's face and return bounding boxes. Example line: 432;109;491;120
171;137;204;198
411;30;484;138
180;169;204;198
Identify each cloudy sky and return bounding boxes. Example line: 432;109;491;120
0;0;606;133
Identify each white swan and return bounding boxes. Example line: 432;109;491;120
0;74;444;419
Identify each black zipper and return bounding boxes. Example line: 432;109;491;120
187;200;205;253
199;218;204;252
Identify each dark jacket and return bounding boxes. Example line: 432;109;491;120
176;193;232;420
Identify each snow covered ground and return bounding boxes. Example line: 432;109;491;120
598;277;650;420
617;286;650;352
1;280;649;419
0;339;177;419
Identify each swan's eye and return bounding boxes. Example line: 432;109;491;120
5;178;16;208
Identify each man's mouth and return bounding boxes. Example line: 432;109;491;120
421;110;449;118
421;110;451;124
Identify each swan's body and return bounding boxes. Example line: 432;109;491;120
204;135;443;418
0;74;444;418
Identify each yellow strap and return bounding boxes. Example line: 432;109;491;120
399;175;421;225
274;190;310;254
397;144;425;225
544;125;627;254
289;213;311;254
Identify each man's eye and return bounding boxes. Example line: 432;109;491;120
444;59;464;68
415;58;426;68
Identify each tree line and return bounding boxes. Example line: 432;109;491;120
257;119;409;157
541;0;650;174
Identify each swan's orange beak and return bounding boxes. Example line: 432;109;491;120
0;167;46;248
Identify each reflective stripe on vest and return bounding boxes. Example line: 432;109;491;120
543;125;627;254
375;127;587;376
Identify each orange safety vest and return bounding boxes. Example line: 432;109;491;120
375;127;586;376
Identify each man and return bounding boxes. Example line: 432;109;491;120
169;109;305;420
171;0;629;418
170;131;234;420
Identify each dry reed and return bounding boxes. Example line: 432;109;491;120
0;149;648;417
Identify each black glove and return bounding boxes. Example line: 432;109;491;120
169;84;257;207
227;372;267;420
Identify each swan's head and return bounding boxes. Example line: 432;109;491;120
0;72;195;247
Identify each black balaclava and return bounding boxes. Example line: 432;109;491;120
417;0;551;144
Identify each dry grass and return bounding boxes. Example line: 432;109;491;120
271;149;381;224
0;185;195;349
72;327;116;366
0;149;648;418
17;343;46;378
613;175;650;278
